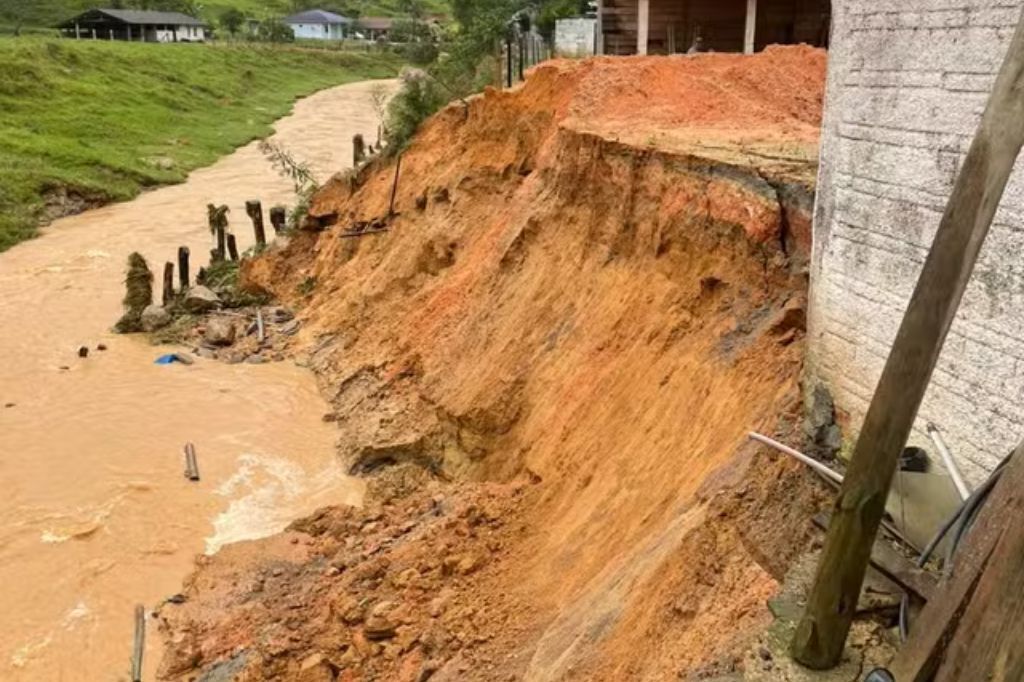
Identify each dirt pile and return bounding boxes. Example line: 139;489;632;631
159;47;834;681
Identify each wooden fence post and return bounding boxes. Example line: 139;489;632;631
177;246;190;289
246;200;266;249
791;8;1024;669
353;133;366;166
162;262;174;305
269;206;287;234
226;233;239;261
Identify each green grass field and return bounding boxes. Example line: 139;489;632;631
0;38;401;251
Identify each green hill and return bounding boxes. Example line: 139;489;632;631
0;37;401;251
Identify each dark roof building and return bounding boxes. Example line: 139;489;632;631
58;8;207;42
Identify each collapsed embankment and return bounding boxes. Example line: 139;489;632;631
158;46;832;681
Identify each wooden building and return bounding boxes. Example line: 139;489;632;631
598;0;829;55
57;9;207;43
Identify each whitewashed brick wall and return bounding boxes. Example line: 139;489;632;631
809;0;1024;481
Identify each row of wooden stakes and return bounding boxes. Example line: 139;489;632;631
159;199;287;305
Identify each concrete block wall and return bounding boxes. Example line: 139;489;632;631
555;18;597;57
809;0;1024;482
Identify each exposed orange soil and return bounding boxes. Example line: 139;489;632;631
158;46;830;681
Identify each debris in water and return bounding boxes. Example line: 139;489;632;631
77;346;89;358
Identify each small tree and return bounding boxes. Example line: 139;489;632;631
258;18;295;42
219;7;245;36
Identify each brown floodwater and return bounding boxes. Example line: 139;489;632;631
0;79;393;681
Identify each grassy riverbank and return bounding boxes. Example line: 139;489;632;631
0;38;401;251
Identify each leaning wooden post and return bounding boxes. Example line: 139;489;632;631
353;133;366;166
246;200;266;249
269;206;287;234
162;262;174;305
792;10;1024;670
177;246;190;289
226;233;239;261
388;154;403;218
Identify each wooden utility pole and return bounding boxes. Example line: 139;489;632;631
791;9;1024;670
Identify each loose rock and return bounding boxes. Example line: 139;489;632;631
183;286;221;313
141;305;172;332
204;317;237;346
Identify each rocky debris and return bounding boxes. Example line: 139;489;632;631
195;347;217;360
266;306;294;324
245;354;266;364
157;469;535;682
183;286;221;313
803;384;842;458
203;317;236;346
141;304;172;332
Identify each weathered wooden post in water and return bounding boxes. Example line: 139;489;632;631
353;133;366;166
227;233;239;261
162;262;174;305
207;204;229;262
791;9;1024;670
270;206;287;234
246;200;266;249
177;246;190;289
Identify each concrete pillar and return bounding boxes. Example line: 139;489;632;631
596;0;605;55
637;0;650;55
74;22;80;39
744;0;757;54
127;25;132;41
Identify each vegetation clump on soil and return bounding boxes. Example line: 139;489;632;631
0;38;402;251
114;252;154;333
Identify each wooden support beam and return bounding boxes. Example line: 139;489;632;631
744;0;757;54
791;7;1024;670
269;206;287;234
637;0;649;55
933;446;1024;681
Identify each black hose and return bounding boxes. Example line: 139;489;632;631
897;449;1014;641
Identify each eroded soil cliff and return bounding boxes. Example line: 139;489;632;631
158;47;834;681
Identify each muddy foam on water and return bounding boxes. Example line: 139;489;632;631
0;80;392;681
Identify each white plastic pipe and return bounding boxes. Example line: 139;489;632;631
926;422;971;501
748;432;844;484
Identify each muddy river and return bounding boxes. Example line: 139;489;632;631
0;80;393;681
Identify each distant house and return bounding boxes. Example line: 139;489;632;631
58;8;207;42
355;17;393;41
283;9;351;41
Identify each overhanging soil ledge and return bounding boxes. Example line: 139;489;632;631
157;47;845;681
